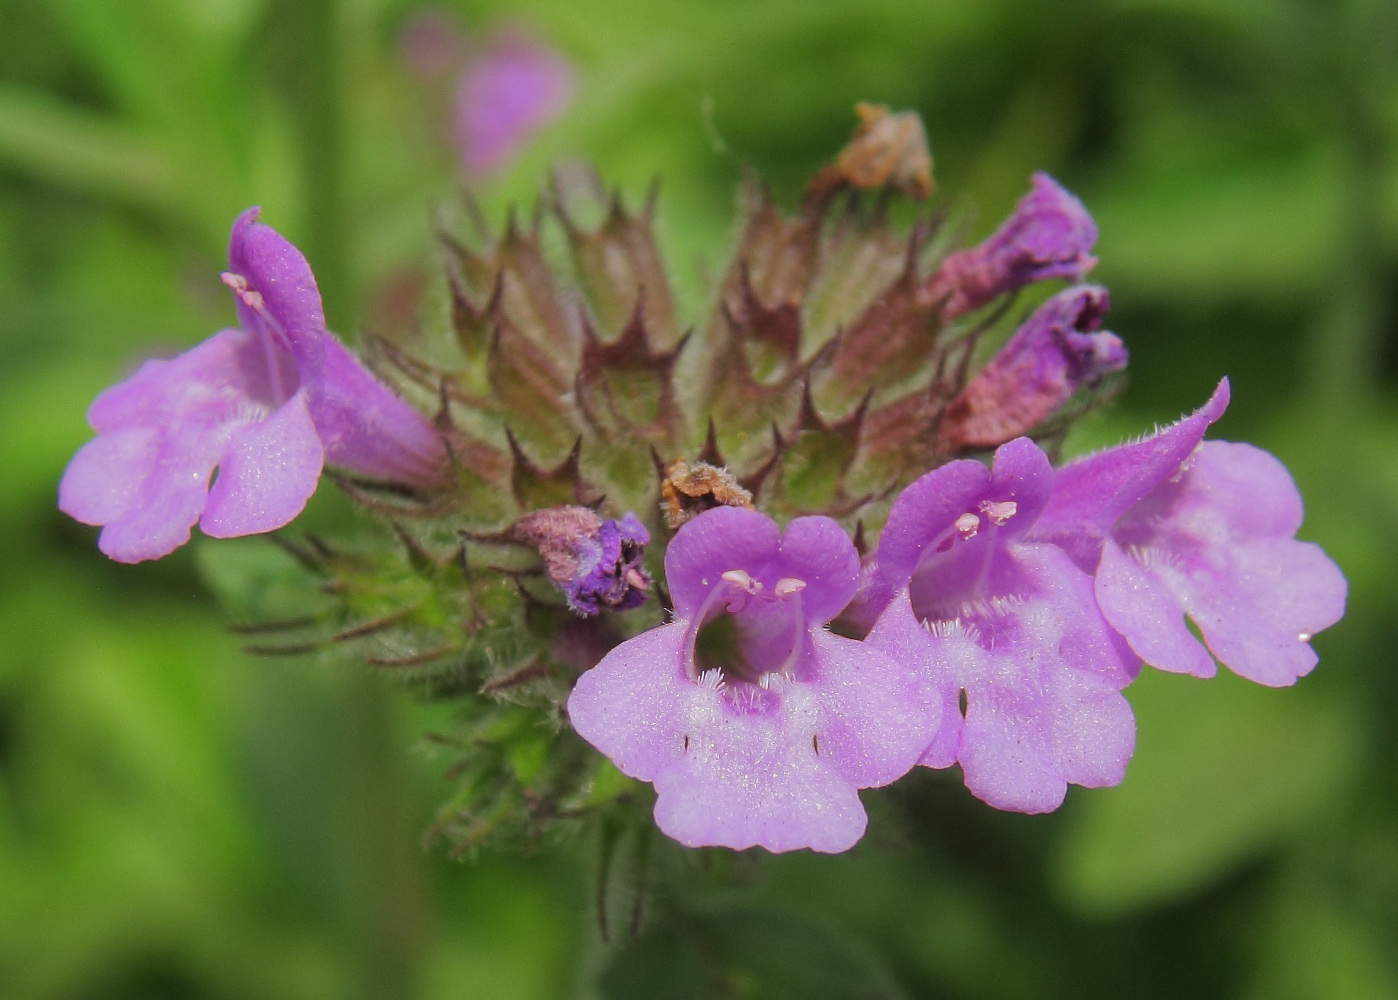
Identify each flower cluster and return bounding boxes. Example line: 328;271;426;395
61;106;1345;855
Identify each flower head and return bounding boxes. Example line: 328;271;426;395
452;30;573;176
60;209;446;563
938;285;1127;451
513;505;651;615
930;172;1098;320
1031;380;1346;686
567;506;938;852
864;438;1138;813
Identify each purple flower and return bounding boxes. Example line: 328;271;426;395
930;173;1098;320
939;285;1128;451
1031;380;1346;686
864;438;1139;813
567;506;938;853
513;506;652;615
452;30;573;176
60;208;447;563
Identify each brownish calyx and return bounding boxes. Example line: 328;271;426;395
659;460;754;530
805;102;935;208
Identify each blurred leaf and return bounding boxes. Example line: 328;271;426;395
1092;149;1345;301
195;536;332;623
599;903;909;1000
1245;867;1398;1000
0;85;180;210
1051;668;1361;916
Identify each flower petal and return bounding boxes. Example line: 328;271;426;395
863;592;964;768
652;712;868;854
201;389;324;537
664;506;782;620
1032;378;1230;569
94;431;224;564
59;426;159;527
772;517;861;623
807;630;940;788
1189;538;1346;687
227;208;327;372
308;337;447;488
565;622;690;782
1095;538;1218;678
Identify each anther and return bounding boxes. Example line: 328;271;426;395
954;512;980;539
978;500;1018;525
721;569;761;594
773;577;807;597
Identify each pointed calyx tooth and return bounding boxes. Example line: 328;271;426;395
554;174;680;350
575;295;686;446
812;226;940;416
487;316;579;455
659;459;754;530
440;208;579;370
804;102;934;209
508;431;600;511
725;264;804;383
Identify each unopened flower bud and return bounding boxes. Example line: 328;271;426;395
938;286;1126;452
929;173;1098;320
513;506;651;615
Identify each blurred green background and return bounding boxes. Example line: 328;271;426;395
2;0;1396;997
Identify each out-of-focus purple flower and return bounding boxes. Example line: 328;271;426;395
567;506;938;853
929;173;1098;320
864;438;1138;813
513;505;651;615
399;9;467;81
1031;380;1346;686
60;209;447;563
452;30;573;176
938;286;1127;451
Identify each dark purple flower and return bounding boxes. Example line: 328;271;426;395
513;506;651;615
929;172;1098;320
939;286;1127;451
451;30;573;176
864;438;1138;813
1031;380;1346;686
60;209;447;563
567;506;938;852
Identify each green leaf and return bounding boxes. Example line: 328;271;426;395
0;85;180;210
599;904;909;1000
1051;668;1361;916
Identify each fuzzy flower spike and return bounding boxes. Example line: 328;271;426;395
567;506;938;853
60;208;447;562
864;437;1139;813
1031;380;1346;686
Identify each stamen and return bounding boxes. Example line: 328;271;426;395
978;499;1018;525
220;270;292;404
721;569;761;594
954;512;980;539
773;577;806;597
625;568;650;591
